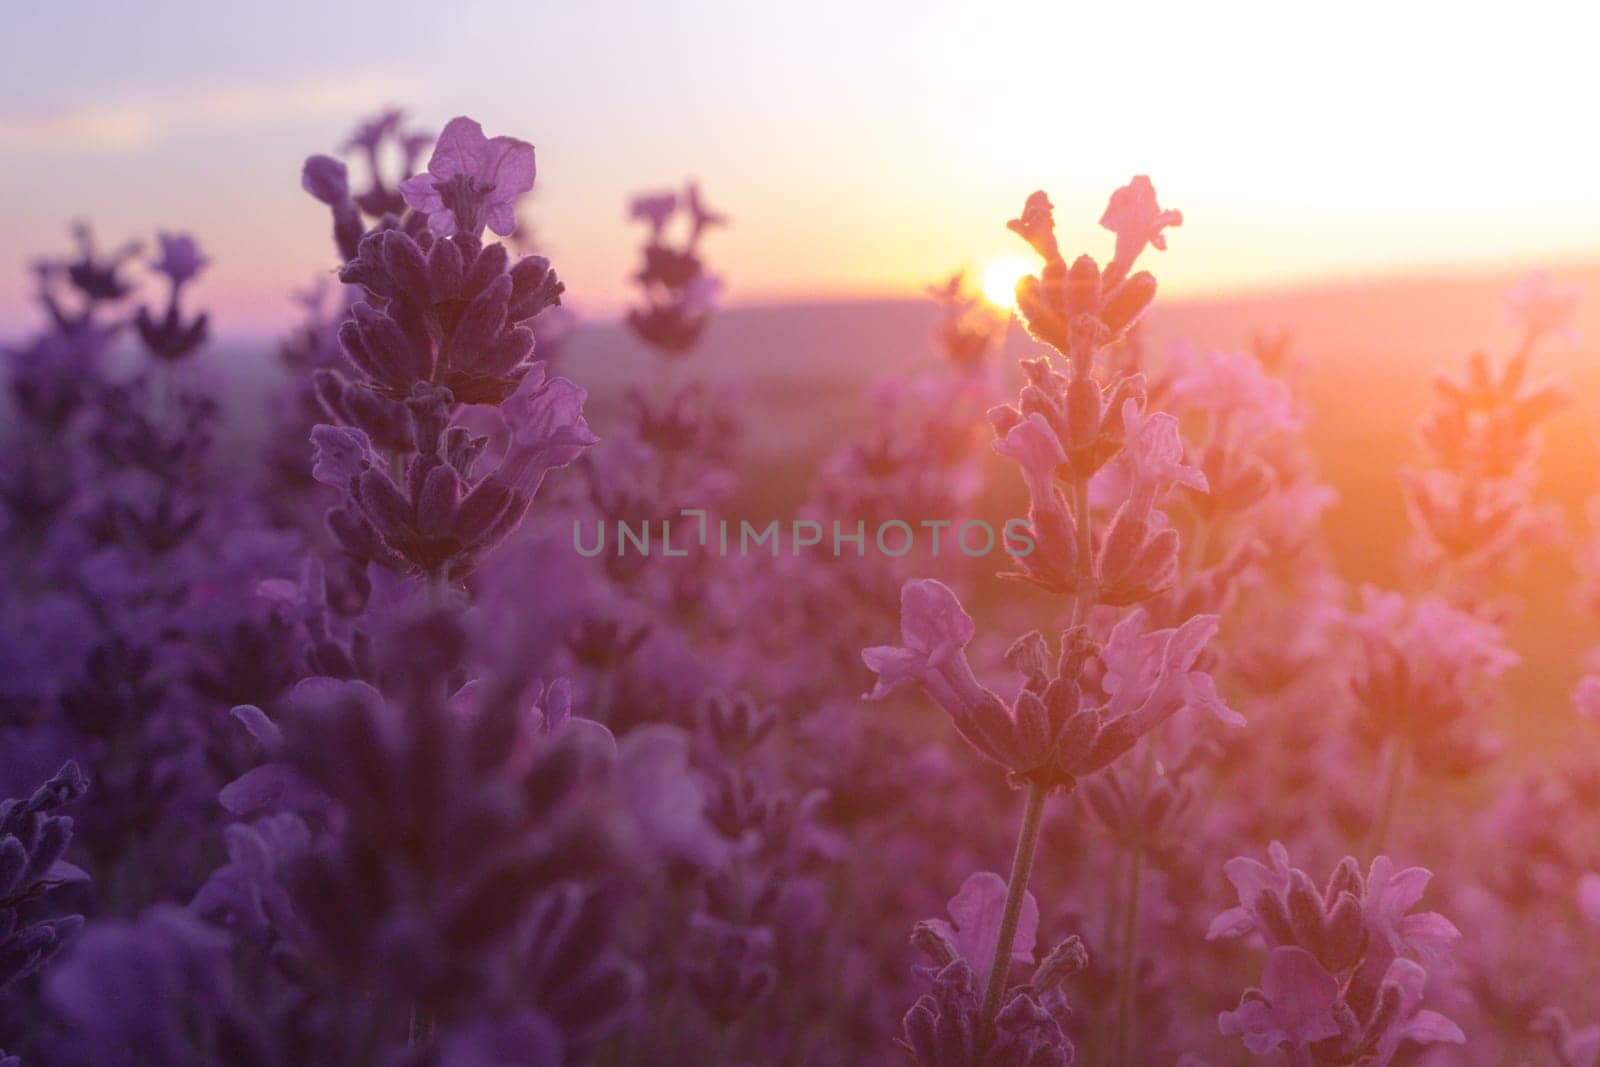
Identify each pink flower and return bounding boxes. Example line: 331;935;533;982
1368;959;1465;1066
1164;344;1300;438
1538;1010;1600;1067
992;411;1067;506
1218;946;1341;1055
685;181;727;234
493;366;599;498
925;872;1039;994
1349;587;1517;749
1098;610;1238;732
630;191;678;232
1362;856;1460;967
1207;840;1294;941
1574;675;1600;721
399;116;536;237
1580;873;1600;931
310;425;376;489
617;725;728;869
861;580;985;711
1505;270;1581;343
1119;399;1208;502
1100;176;1182;274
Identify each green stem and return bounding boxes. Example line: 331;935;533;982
979;781;1050;1029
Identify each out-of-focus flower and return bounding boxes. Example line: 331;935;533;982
149;232;208;287
1505;270;1581;343
1574;674;1600;721
135;232;209;361
630;191;678;232
44;905;235;1066
1537;1008;1600;1067
1348;587;1515;771
625;180;725;355
685;180;728;235
400;116;537;237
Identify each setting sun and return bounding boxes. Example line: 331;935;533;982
979;255;1033;310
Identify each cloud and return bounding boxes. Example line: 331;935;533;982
0;74;413;154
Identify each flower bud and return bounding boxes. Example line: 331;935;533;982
1031;936;1089;993
1101;271;1158;335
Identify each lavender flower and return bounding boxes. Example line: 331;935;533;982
1211;843;1463;1064
399;116;536;238
0;763;88;992
625;181;726;354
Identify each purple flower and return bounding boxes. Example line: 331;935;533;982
925;872;1039;994
44;906;235;1065
301;154;351;204
496;366;600;497
1097;610;1237;732
1369;958;1465;1066
616;725;728;869
343;107;403;154
1219;946;1342;1055
1208;840;1295;941
1118;399;1209;501
149;232;208;287
0;761;89;991
437;1012;565;1067
993;412;1067;506
685;180;728;235
399;116;536;237
1362;856;1460;967
188;813;308;940
630;191;678;231
860;579;984;708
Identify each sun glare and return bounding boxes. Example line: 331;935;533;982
979;255;1033;310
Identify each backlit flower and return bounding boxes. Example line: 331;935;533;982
400;116;536;237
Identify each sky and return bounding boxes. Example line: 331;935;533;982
2;0;1597;336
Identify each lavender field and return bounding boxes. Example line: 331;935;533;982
4;7;1600;1065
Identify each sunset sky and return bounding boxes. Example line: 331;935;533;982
3;0;1597;335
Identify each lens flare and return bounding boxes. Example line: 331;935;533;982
979;255;1033;310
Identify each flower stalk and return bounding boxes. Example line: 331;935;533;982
980;780;1050;1028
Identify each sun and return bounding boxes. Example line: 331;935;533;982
979;255;1034;310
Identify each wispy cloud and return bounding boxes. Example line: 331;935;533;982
0;74;413;153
